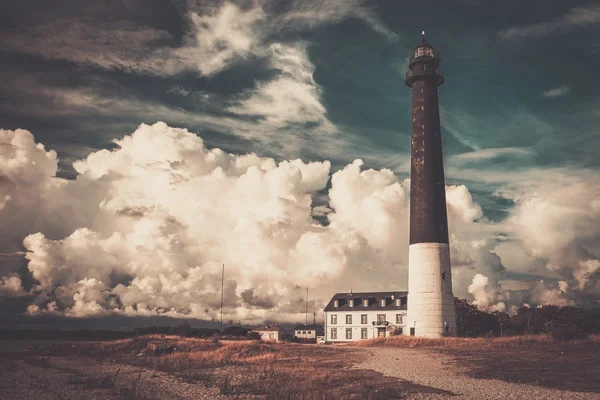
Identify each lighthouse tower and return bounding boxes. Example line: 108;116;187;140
405;33;456;337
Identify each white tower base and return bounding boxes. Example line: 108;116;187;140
406;243;456;337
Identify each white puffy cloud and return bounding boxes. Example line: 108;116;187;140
497;172;600;304
467;273;505;312
2;122;599;322
0;275;26;297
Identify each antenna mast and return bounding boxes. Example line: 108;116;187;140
305;287;308;325
220;263;224;332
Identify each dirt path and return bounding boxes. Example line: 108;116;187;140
356;347;600;400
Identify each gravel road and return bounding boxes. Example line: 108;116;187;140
356;347;600;400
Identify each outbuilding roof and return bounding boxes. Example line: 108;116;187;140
293;325;323;331
323;291;408;312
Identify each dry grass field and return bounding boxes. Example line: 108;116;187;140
0;336;447;400
2;334;599;399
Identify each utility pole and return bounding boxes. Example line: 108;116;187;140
220;263;224;332
305;287;308;325
313;312;316;325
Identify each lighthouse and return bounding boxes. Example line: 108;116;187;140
405;32;456;337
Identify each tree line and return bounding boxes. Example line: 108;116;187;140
455;298;600;340
2;300;599;341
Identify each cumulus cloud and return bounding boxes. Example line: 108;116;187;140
467;274;505;312
0;275;26;297
496;171;600;306
2;123;599;322
0;122;515;322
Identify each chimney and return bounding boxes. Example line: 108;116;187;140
395;298;401;307
362;299;369;307
349;299;354;308
380;298;386;307
333;299;339;308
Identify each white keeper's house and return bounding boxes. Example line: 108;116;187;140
323;291;407;342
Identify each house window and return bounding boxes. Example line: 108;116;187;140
346;314;352;324
269;333;274;339
377;314;385;323
296;330;300;334
331;314;337;324
331;328;337;339
361;314;367;324
346;328;352;339
361;328;368;339
307;331;312;334
302;331;306;334
396;314;403;324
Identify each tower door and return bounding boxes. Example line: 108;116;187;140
410;328;415;336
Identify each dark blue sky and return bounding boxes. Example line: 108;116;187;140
1;0;599;324
2;0;599;218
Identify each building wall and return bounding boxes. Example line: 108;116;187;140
323;311;406;342
256;330;284;342
294;330;320;339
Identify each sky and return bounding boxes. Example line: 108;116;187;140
0;0;599;328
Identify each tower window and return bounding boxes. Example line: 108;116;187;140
415;47;433;58
442;271;446;280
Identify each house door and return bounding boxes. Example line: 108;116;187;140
410;328;415;336
377;328;386;337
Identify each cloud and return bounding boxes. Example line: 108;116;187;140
467;273;505;312
267;0;398;41
229;42;336;133
0;4;264;78
495;170;600;305
0;122;519;322
451;147;535;163
498;4;600;41
0;275;26;297
2;123;599;322
541;85;571;99
0;1;395;78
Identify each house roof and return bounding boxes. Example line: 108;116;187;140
323;291;408;312
252;325;283;332
293;325;323;331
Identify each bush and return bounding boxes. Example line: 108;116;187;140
223;326;249;337
247;331;262;341
390;327;403;336
551;324;588;342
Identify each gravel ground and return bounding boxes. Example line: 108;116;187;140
356;347;600;400
0;356;227;400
